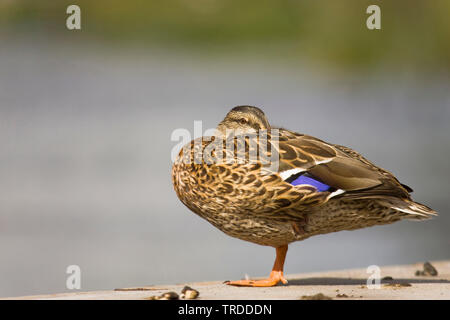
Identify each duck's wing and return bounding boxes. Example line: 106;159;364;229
273;129;411;202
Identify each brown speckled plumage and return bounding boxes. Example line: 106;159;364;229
172;106;436;286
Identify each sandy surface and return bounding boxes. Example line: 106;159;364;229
4;260;450;300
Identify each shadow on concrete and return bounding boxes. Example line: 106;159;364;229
287;277;450;286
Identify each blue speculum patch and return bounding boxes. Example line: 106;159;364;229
288;174;332;192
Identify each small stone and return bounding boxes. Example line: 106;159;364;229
300;293;332;300
415;262;438;277
382;276;394;281
160;291;179;300
181;286;199;299
423;262;438;276
184;290;199;299
336;293;348;298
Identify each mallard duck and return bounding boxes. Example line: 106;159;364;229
171;105;436;287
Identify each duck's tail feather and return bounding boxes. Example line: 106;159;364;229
377;198;437;220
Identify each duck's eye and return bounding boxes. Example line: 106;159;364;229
239;118;248;125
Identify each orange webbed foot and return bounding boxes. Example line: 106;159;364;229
225;271;288;287
225;245;289;288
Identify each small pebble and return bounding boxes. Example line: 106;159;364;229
382;276;394;281
415;261;438;277
300;293;332;300
336;293;348;298
181;286;199;300
159;291;179;300
423;262;438;276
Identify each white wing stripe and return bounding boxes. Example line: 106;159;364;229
279;168;304;180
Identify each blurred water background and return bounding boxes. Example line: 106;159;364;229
0;1;449;297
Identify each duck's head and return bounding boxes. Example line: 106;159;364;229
216;105;270;137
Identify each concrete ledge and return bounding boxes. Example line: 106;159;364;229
4;260;450;300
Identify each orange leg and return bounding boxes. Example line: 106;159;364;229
225;245;288;287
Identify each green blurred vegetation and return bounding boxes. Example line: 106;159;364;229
1;0;450;71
